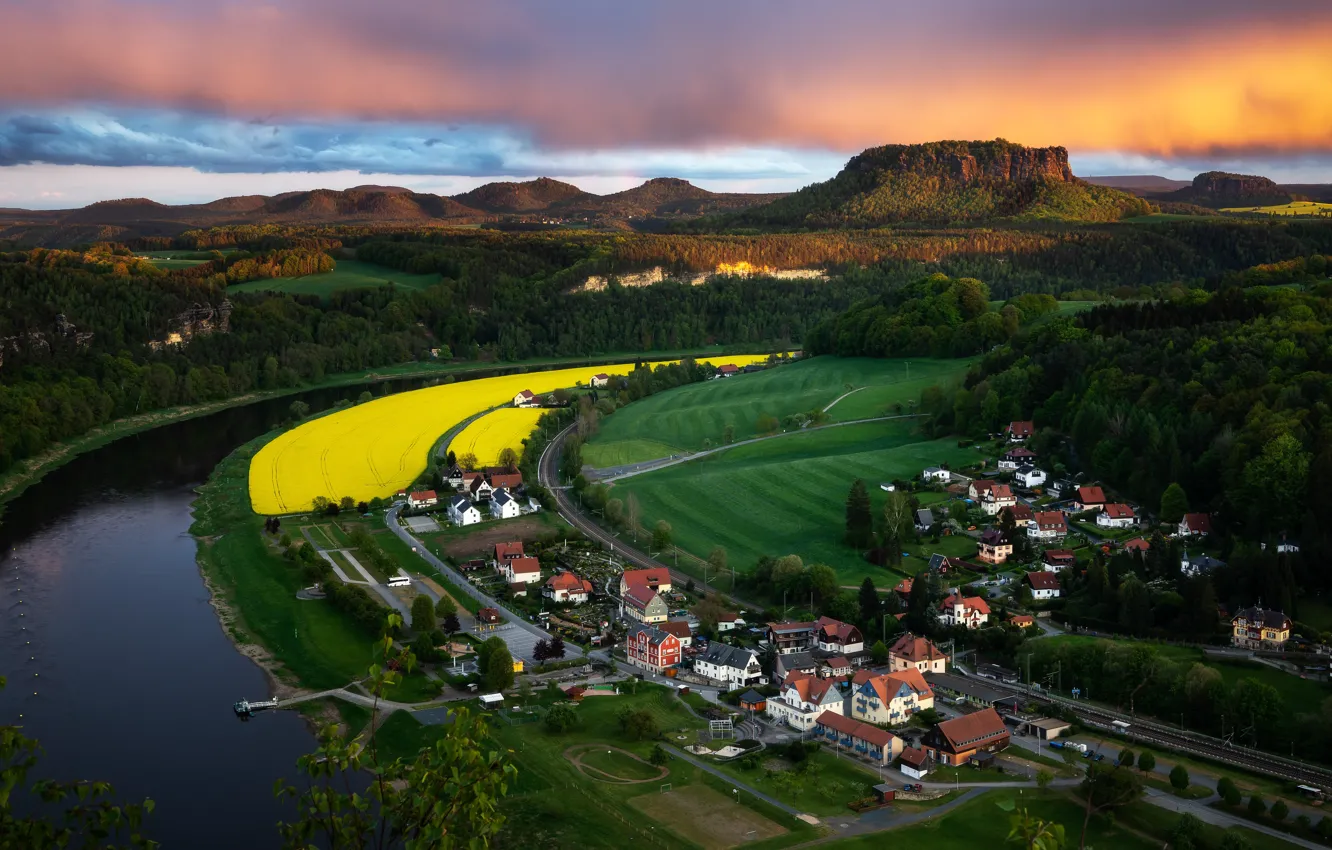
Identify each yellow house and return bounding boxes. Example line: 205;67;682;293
1231;606;1291;650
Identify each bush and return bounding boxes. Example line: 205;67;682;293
1247;795;1266;817
1270;800;1288;822
1118;748;1135;768
1137;751;1156;773
1295;814;1312;833
1169;764;1189;791
1218;777;1241;808
545;702;578;734
1318;816;1332;839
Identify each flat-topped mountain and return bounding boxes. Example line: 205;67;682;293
735;139;1153;226
1160;172;1296;208
1084;175;1192;193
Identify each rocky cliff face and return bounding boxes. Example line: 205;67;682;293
848;140;1075;184
1163;172;1293;208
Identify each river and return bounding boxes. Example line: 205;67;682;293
0;378;432;847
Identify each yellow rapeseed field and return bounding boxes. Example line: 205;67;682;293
449;407;547;467
248;355;771;514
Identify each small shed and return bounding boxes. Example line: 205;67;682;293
739;689;766;712
899;746;930;779
1025;717;1072;741
872;783;897;804
479;693;505;710
968;750;997;770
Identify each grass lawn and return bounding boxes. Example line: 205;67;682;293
191;435;376;689
583;356;973;468
228;260;442;298
899;530;980;577
611;419;987;583
1118;800;1306;850
1072;519;1139;540
578;747;667;781
148;257;212;269
710;750;880;817
1298;598;1332;632
822;789;1156;849
1143;776;1214;799
382;671;444;704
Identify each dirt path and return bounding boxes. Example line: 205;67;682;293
564;744;669;784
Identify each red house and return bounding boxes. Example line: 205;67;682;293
626;625;681;673
495;541;524;561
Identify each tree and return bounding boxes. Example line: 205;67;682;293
549;635;566;659
649;745;669;766
545;702;578;734
708;546;728;583
1219;834;1254;850
1118;575;1152;634
1160;482;1189;524
441;612;461;635
880;492;913;567
1217;777;1239;807
411;594;436;634
340;496;355;512
652;520;672;551
771;555;805;593
1168;813;1203;850
858;576;881;626
1118;749;1134;768
756;413;779;435
809;564;839;607
617;707;658;741
1137;751;1156;774
1078;763;1142;849
1169;764;1189;791
1248;795;1267;817
870;640;889;665
532;639;551;663
605;498;624;526
459;452;478;471
1271;800;1289;822
279;532;292;548
1036;770;1053;791
723;424;735;444
845;479;873;548
1006;808;1066;850
483;643;515;693
625;493;641;540
436;595;458;619
289;400;310;420
497;447;519;469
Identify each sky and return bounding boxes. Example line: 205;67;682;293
2;0;1331;209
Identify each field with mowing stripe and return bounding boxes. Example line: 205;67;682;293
228;260;444;297
583;356;971;468
610;419;986;584
1221;201;1332;217
448;407;546;467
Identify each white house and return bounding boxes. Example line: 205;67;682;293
407;490;438;510
1096;503;1138;529
899;747;931;780
490;488;521;520
1178;513;1213;536
815;616;864;655
543;571;593;603
939;594;990;629
851;669;934;725
716;611;742;632
513;389;536;407
998;447;1037;471
980;483;1016;516
921;467;951;483
1015;465;1046;488
694;643;764;691
1028;511;1068;540
765;672;845;730
1073;486;1107;512
447;495;482;526
589;373;610;388
1026;571;1061;599
499;555;542;585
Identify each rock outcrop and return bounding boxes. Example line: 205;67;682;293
1162;172;1294;208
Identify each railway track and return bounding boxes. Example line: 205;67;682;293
979;674;1332;791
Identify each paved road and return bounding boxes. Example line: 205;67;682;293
1143;787;1326;849
586;413;927;483
302;525;413;620
821;386;866;414
384;503;554;663
538;423;767;614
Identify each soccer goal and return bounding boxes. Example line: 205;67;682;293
659;783;672;794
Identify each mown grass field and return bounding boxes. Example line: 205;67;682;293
583;356;973;468
610;419;987;583
228;259;443;297
1221;201;1332;217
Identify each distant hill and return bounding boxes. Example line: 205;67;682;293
1159;172;1296;209
736;139;1154;226
1084;175;1192;194
454;177;590;212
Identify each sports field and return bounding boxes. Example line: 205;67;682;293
448;407;547;466
583;356;972;468
228;259;443;296
1221;201;1332;217
249;354;771;513
609;419;987;583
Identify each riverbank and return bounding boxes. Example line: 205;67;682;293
0;346;753;515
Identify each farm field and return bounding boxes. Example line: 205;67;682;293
228;259;443;297
609;419;987;584
448;407;547;467
1221;201;1332;217
583;356;972;468
249;354;771;513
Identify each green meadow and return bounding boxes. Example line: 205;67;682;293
228;259;442;297
583;356;973;468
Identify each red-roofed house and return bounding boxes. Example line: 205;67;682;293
1028;511;1068;541
926;707;1010;766
893;578;914;602
1073;486;1107;512
625;625;680;673
619;568;672;597
590;373;610;388
980;483;1016;516
407;490;438;510
544;572;594;604
899;747;931;779
888;633;948;674
622;584;669;624
819;656;853;678
852;669;934;725
715;610;742;632
1178;513;1213;536
495;541;524;562
513;389;536;407
1003;503;1035;526
815;616;865;655
1026;571;1061;600
489;472;523;491
716;364;739;377
1123;537;1151;554
940;594;990;629
499;555;541;585
968;479;995;500
1007;420;1034;441
659;620;694;648
766;672;846;730
1009;614;1035;629
1096;503;1138;529
815;711;902;765
1042;549;1077;570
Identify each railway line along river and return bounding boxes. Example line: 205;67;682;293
0;376;435;847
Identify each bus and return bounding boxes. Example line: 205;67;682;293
387;575;412;588
1296;785;1327;803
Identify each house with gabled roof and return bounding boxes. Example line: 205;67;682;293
765;671;845;730
774;651;818;680
1007;420;1034;441
490;488;522;519
998;446;1037;471
980;483;1016;516
1231;606;1291;650
851;668;934;725
1178;513;1213;536
1028;511;1067;541
978;529;1013;565
513;389;536;407
1123;537;1150;554
926;707;1010;766
1073;486;1107;512
619;568;671;597
694;643;763;691
447;494;482;526
499;555;541;585
622;584;669;624
1096;503;1137;529
921;466;951;483
626;624;680;673
488;471;523;491
815;711;902;765
767;621;817;654
408;490;438;510
1025;571;1061;599
1008;614;1035;629
968;479;996;501
1015;465;1047;489
940;594;990;629
1003;503;1035;526
815;616;864;655
888;633;948;674
590;373;610;388
1181;552;1226;577
715;364;739;377
495;541;524;561
658;620;693;648
544;571;593;604
899;747;931;779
